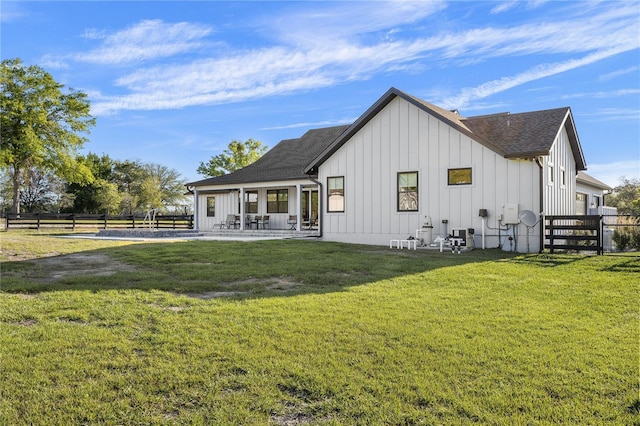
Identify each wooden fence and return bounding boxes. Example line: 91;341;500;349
544;215;601;254
4;213;193;231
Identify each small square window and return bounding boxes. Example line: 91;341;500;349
448;168;472;185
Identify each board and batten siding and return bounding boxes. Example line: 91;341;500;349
196;190;237;230
318;97;541;251
195;183;309;230
543;125;576;215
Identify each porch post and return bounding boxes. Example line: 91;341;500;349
240;187;246;230
296;184;302;232
193;188;199;231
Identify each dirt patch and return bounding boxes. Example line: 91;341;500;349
14;319;37;327
184;291;242;300
25;253;135;281
184;277;303;299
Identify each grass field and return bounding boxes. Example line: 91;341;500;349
1;231;638;425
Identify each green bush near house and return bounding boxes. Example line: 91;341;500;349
612;217;640;251
1;231;638;425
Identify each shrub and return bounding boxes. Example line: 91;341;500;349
611;216;640;251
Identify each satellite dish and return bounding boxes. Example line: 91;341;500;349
519;210;537;227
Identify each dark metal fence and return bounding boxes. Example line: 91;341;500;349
4;213;194;231
545;214;639;254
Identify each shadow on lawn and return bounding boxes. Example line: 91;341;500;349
505;253;590;268
1;239;517;298
508;251;640;273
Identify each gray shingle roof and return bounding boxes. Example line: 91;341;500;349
577;171;612;190
188;125;349;186
306;87;586;173
190;87;586;187
463;108;569;157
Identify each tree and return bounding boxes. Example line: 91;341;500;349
141;163;189;209
66;153;117;214
1;58;95;213
607;177;640;216
197;138;267;177
17;168;56;213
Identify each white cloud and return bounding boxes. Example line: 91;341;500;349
491;2;518;15
599;65;640;81
75;19;213;64
559;89;640;100
595;107;640;122
261;118;356;131
436;47;636;109
0;2;27;23
89;1;640;115
586;161;640;188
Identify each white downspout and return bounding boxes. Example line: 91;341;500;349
239;187;246;230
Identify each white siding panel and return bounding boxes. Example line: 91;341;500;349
318;97;545;252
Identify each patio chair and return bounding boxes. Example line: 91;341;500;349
287;215;297;230
259;215;269;229
222;214;236;229
253;215;261;229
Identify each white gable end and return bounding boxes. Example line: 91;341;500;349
318;97;541;250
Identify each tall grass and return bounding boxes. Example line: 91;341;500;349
1;231;638;424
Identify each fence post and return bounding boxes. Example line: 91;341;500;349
72;214;76;231
598;215;603;255
36;213;41;231
103;214;107;229
548;216;554;254
131;215;135;229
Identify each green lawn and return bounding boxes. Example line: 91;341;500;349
1;231;638;425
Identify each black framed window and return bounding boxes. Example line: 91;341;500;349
448;167;472;185
245;191;258;213
206;196;215;217
267;189;288;213
327;176;344;212
398;172;418;211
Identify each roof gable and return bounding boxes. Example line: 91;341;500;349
305;87;506;174
306;87;586;173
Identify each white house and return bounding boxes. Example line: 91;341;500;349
188;87;606;253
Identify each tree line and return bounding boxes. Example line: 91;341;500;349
0;153;190;215
1;58;191;215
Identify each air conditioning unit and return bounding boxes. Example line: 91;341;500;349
450;228;475;249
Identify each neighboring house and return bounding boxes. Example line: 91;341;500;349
188;87;601;252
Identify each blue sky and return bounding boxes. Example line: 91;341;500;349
2;1;639;187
